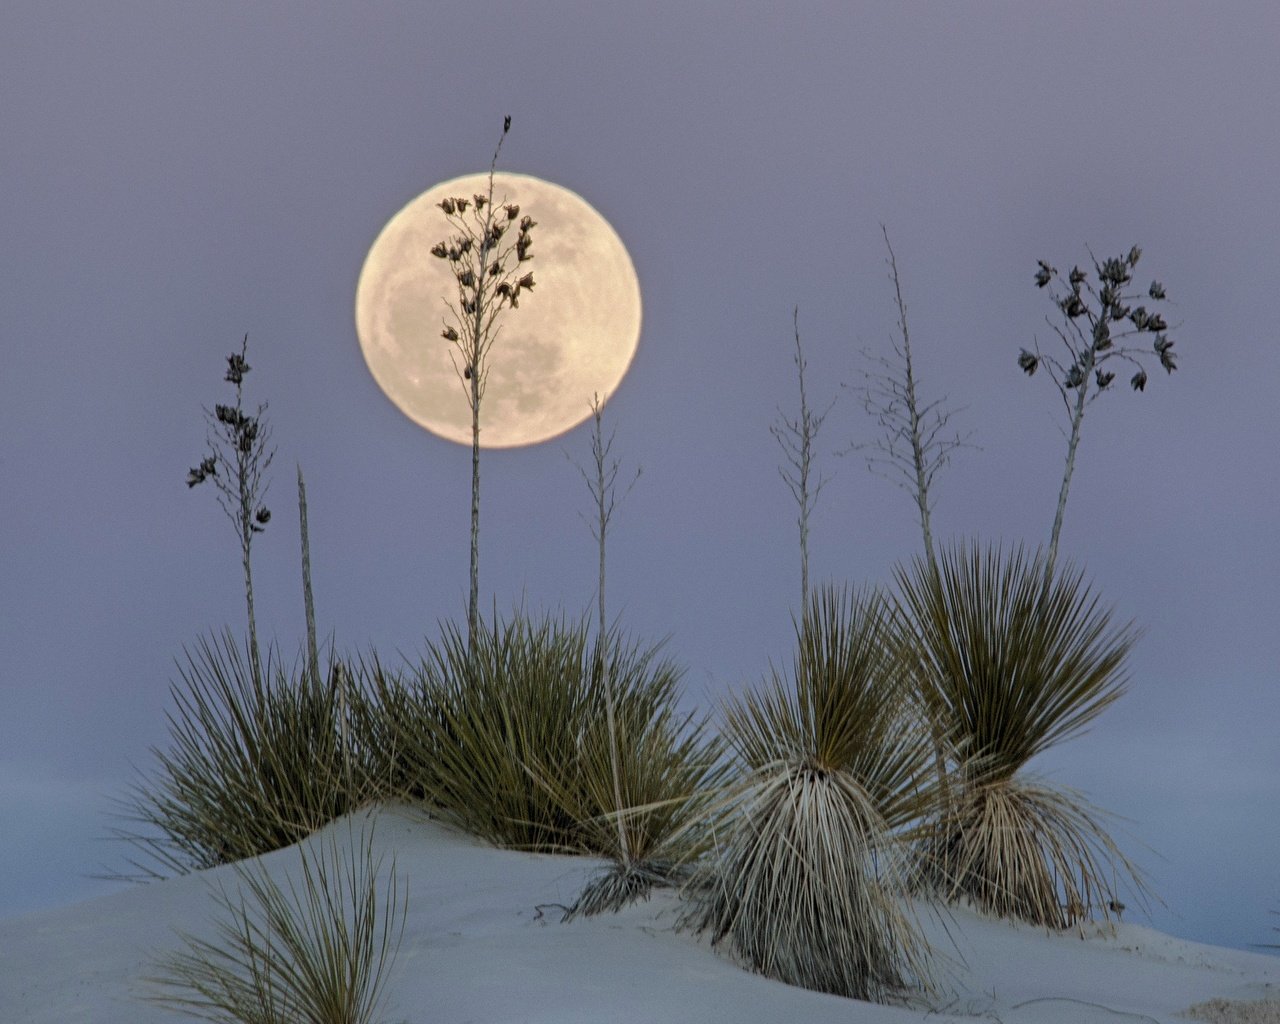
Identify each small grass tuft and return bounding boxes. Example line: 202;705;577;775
146;821;405;1024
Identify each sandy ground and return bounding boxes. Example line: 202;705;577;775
1186;998;1280;1024
1;804;1275;1024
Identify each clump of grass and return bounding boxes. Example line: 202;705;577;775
354;610;719;915
893;542;1146;928
115;630;364;877
685;584;937;1003
358;610;592;850
551;634;726;919
146;821;405;1024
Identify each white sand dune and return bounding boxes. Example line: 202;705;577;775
1;804;1275;1024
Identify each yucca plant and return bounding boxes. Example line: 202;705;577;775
357;610;714;882
146;823;405;1024
549;632;726;919
115;631;364;877
345;653;426;805
378;610;592;850
686;584;937;1003
893;542;1145;928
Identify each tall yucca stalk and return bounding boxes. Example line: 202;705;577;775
687;585;936;1003
432;116;537;649
1019;247;1179;578
893;542;1146;928
186;336;275;688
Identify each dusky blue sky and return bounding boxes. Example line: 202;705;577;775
2;2;1276;950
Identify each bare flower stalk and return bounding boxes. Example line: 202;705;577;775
568;392;641;864
297;466;320;692
186;335;275;688
772;307;832;608
431;114;537;650
297;465;350;794
1019;245;1179;577
845;228;973;834
847;227;973;570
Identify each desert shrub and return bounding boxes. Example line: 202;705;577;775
893;541;1146;928
356;610;718;894
685;584;936;1003
147;821;405;1024
115;630;365;877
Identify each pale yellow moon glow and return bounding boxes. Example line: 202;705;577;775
355;173;642;448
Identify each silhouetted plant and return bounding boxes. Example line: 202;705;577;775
893;542;1147;928
431;114;537;649
187;335;275;687
147;821;405;1024
772;307;832;608
550;627;725;919
1019;246;1179;575
847;226;973;569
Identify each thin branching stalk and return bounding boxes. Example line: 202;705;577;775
845;230;974;837
772;307;832;608
567;392;641;867
298;466;320;692
847;227;973;571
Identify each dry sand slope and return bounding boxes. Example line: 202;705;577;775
0;804;1275;1024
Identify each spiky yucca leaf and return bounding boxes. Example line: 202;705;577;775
114;631;363;877
147;822;405;1024
545;632;728;919
723;585;936;831
346;653;435;805
398;612;592;850
688;585;936;1002
894;543;1138;781
923;775;1144;929
565;859;681;922
688;762;933;1002
893;543;1146;926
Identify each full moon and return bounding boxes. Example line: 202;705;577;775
355;173;642;448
